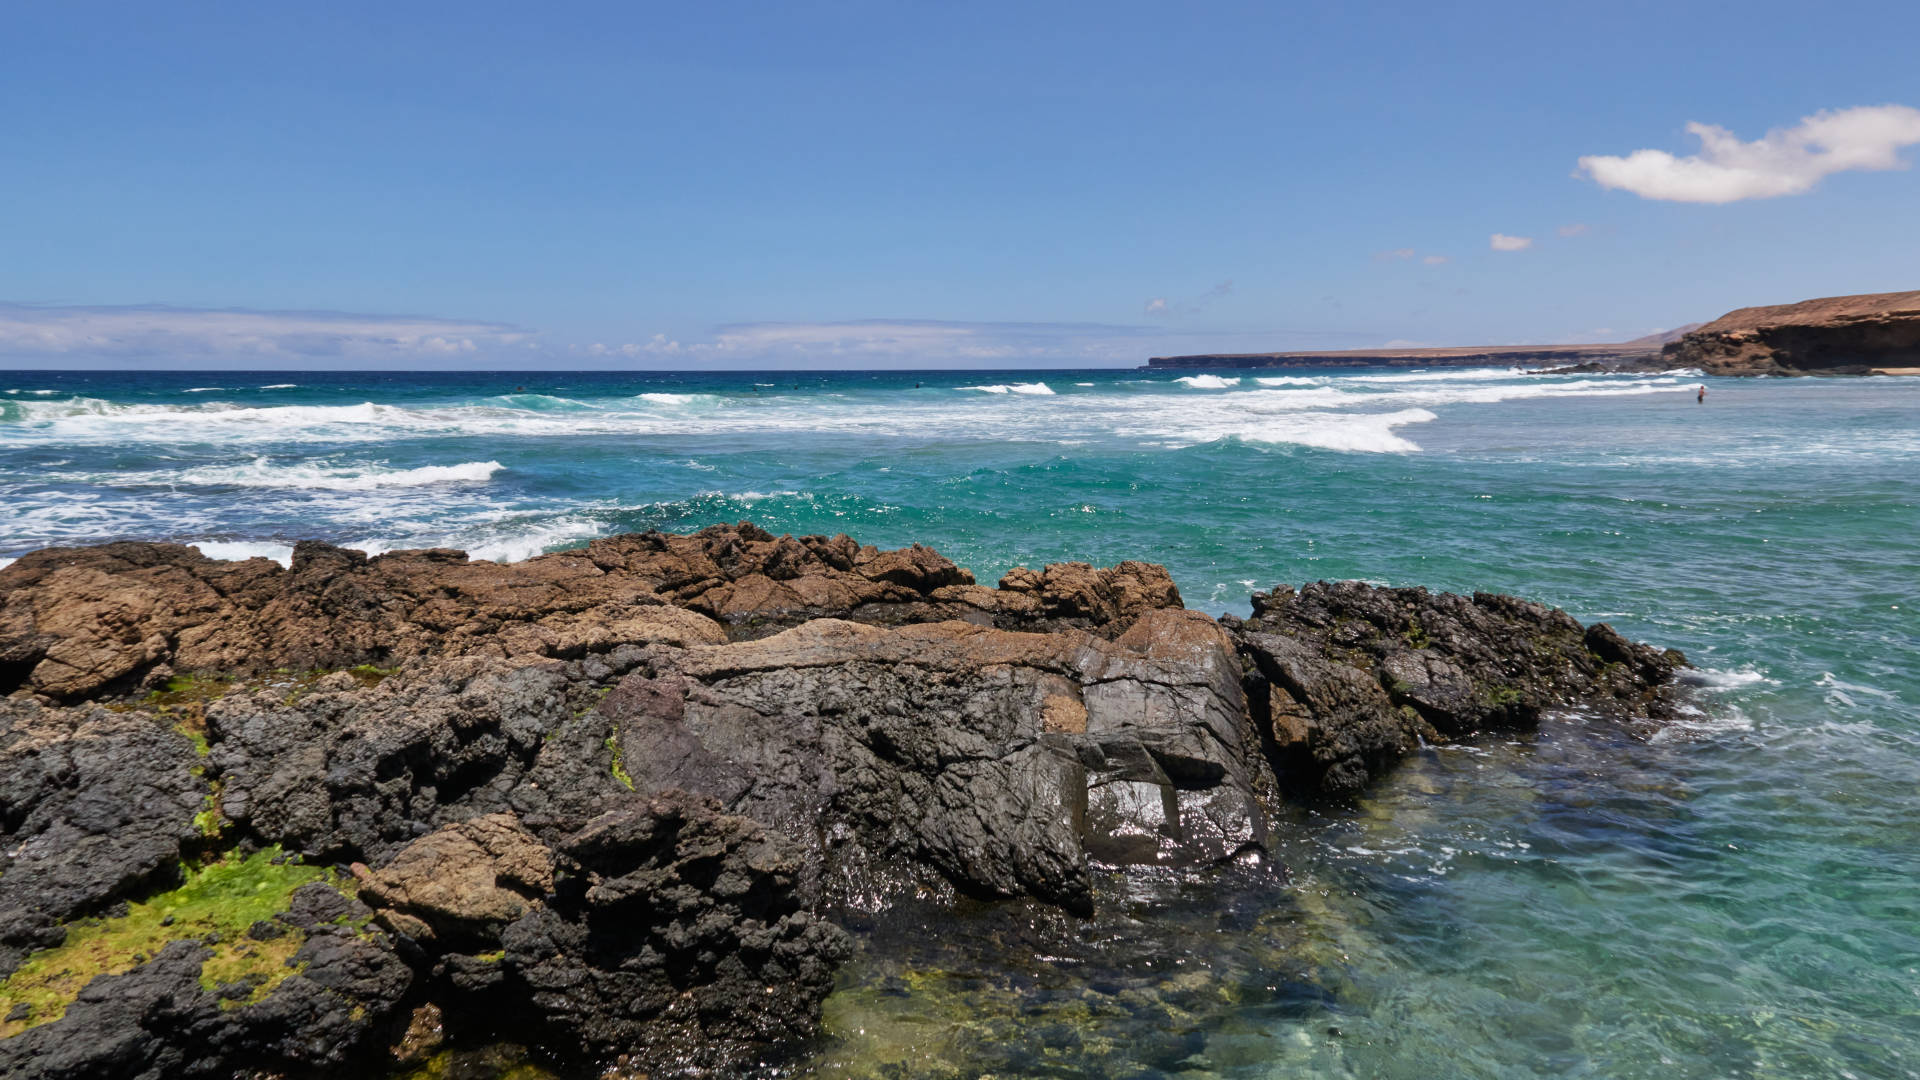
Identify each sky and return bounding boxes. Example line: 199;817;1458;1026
4;1;1919;369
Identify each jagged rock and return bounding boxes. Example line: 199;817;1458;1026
0;913;411;1080
205;657;601;865
350;813;553;946
0;526;1697;1077
353;794;849;1071
1228;581;1685;794
0;525;1185;700
0;699;209;976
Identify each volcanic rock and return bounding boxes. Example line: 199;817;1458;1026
1225;581;1686;794
0;523;1185;701
0;525;1694;1077
0;698;210;975
592;607;1262;915
0;893;411;1080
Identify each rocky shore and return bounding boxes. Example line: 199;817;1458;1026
0;524;1689;1077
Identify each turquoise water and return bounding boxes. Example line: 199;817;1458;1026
3;368;1915;1077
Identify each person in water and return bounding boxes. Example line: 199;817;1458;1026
1697;385;1706;403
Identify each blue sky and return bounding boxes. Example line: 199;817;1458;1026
4;1;1918;368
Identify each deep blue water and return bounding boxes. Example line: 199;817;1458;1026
3;367;1915;1077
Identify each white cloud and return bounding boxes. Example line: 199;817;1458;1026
1489;233;1533;252
1557;223;1590;237
1376;248;1417;262
1144;298;1169;315
1422;254;1449;265
1577;104;1920;203
0;303;532;365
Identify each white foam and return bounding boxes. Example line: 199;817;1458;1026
1125;405;1439;453
1680;667;1777;690
183;387;225;393
349;514;599;565
636;392;713;406
957;382;1055;395
492;393;590;410
1254;376;1322;386
0;556;14;570
190;541;295;567
1345;368;1522;383
172;458;503;491
1649;705;1755;743
1172;375;1241;389
258;383;298;389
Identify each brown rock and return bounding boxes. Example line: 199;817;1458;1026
1663;289;1920;375
352;813;553;944
0;524;1182;701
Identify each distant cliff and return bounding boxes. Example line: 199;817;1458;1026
1145;342;1659;370
1662;290;1920;375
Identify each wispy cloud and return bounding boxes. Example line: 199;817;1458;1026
0;303;534;366
1379;249;1449;266
0;303;1384;370
577;317;1377;369
1557;223;1591;237
1143;280;1234;319
1577;104;1920;203
1489;233;1533;252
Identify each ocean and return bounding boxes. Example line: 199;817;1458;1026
2;367;1915;1078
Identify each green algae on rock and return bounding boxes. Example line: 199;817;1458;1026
0;847;338;1037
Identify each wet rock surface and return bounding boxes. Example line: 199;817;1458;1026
0;526;1689;1077
1225;581;1686;794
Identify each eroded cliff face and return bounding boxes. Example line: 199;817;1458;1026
0;525;1691;1077
1663;289;1920;375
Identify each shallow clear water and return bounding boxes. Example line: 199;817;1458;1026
4;367;1915;1077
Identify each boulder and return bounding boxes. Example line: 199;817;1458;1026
0;699;209;975
595;607;1262;915
1226;581;1686;794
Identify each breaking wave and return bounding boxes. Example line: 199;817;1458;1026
170;458;504;491
957;382;1055;395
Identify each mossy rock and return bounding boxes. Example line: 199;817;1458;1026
0;848;344;1037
